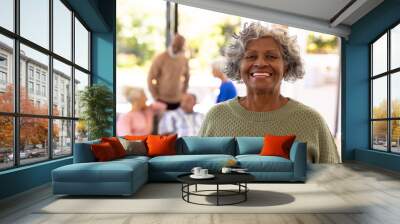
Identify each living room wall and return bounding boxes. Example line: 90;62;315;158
342;0;400;171
0;0;116;200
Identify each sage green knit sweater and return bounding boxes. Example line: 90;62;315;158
199;97;339;163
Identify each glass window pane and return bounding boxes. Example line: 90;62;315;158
391;72;400;118
20;44;49;115
372;33;387;76
20;0;49;49
53;0;72;60
53;119;72;158
372;121;388;151
372;77;387;119
75;18;89;70
53;59;72;117
0;0;14;31
20;117;49;165
75;120;88;143
0;116;14;170
74;69;89;118
391;24;400;70
0;35;14;112
391;120;400;153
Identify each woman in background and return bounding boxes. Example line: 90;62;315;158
117;86;165;136
211;57;237;103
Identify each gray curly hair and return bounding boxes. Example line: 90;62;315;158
224;22;304;82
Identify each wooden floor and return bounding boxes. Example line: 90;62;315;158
1;162;400;224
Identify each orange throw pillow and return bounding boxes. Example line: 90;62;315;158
260;134;296;159
91;142;117;161
146;134;177;157
125;135;148;141
101;137;127;158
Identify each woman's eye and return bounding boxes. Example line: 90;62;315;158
266;55;277;59
245;55;256;59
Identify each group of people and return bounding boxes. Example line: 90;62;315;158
117;22;340;164
117;33;237;138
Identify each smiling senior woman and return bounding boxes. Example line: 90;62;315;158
199;23;339;163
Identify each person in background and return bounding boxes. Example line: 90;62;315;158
147;33;190;110
117;86;166;136
212;57;237;103
199;22;339;163
158;93;204;137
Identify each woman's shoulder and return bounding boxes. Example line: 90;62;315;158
209;98;236;112
288;99;325;121
203;99;236;119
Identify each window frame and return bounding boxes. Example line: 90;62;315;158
370;20;400;154
0;0;92;171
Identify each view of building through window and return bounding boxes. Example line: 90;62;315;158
371;23;400;153
0;0;91;170
116;0;341;152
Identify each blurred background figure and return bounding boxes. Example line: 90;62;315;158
212;57;237;103
147;33;190;110
158;93;204;137
117;86;166;136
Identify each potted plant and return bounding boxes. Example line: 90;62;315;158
79;84;114;140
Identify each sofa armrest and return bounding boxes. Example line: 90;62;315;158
73;140;100;163
289;141;307;181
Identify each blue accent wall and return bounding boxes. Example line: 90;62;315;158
91;0;116;135
0;158;72;199
343;0;400;171
0;0;116;200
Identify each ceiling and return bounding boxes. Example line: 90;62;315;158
168;0;384;37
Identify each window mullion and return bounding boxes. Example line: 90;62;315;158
388;29;391;152
13;0;20;167
48;0;53;160
71;10;76;154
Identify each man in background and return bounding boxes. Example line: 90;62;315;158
158;93;204;137
148;34;190;110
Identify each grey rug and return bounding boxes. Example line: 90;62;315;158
38;183;362;214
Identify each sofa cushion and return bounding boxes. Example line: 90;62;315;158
236;155;293;172
236;137;264;155
176;137;236;155
124;135;148;141
119;138;147;156
101;137;127;158
73;139;101;163
260;134;296;159
91;142;118;161
147;134;177;157
148;154;235;172
115;155;150;163
52;159;147;183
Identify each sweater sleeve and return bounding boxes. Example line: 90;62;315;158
198;105;220;136
182;59;190;93
148;55;162;99
317;118;340;163
312;113;340;163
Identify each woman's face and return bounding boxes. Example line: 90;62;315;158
131;91;147;110
239;37;286;94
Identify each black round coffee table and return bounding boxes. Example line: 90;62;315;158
177;173;255;206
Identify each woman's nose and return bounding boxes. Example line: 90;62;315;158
254;56;269;67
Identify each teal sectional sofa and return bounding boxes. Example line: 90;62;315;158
52;137;307;196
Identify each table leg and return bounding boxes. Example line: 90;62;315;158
245;183;247;201
217;184;219;206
